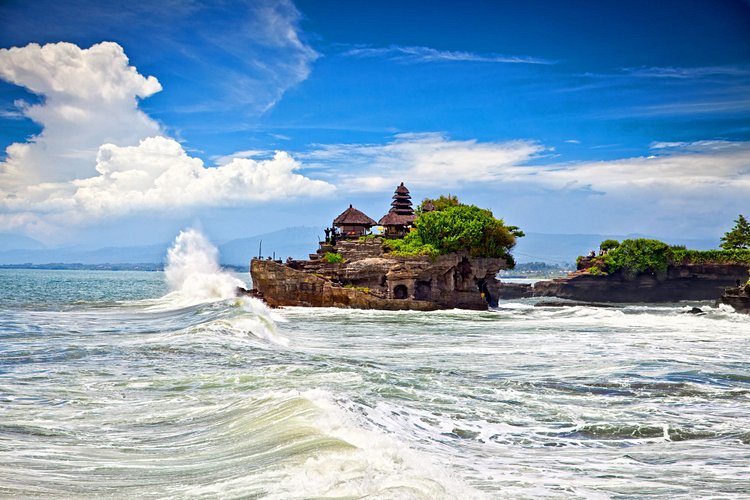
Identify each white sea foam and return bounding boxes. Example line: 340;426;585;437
266;389;483;499
164;228;244;303
135;228;289;344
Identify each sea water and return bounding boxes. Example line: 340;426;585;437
1;230;749;498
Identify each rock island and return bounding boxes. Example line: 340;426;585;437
250;183;520;310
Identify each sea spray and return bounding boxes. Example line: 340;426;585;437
161;228;287;344
165;228;244;302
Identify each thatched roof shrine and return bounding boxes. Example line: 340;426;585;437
378;182;416;237
334;205;377;227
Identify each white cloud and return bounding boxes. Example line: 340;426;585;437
183;0;319;113
1;137;334;231
0;42;163;188
304;133;547;191
342;45;553;65
305;134;750;206
541;141;750;198
624;65;750;79
0;41;333;237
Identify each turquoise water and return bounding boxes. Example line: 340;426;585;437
1;261;750;498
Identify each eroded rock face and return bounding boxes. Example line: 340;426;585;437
250;244;508;310
533;263;749;303
721;284;750;313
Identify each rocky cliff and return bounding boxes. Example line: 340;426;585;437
721;283;750;313
250;240;509;310
531;263;749;303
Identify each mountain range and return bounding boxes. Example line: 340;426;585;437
0;227;721;267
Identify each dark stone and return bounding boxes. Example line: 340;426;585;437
250;245;508;310
532;264;749;303
720;283;750;314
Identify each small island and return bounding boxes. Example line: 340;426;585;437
531;238;750;303
250;183;521;310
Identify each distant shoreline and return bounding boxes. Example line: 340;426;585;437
0;263;248;272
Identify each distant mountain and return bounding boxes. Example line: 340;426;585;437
219;226;323;265
0;233;45;251
0;227;720;267
0;227;324;266
0;243;170;265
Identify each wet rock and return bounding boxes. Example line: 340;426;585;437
533;264;749;303
250;245;509;310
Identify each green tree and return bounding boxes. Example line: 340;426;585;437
603;238;673;277
414;204;517;262
599;239;620;251
720;214;750;250
418;194;459;213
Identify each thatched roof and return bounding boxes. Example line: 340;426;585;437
389;182;414;215
378;212;415;226
333;204;377;226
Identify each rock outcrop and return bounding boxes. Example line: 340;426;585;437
251;240;509;310
532;263;749;303
721;283;750;313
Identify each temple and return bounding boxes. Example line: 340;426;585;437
378;182;416;238
250;181;513;311
332;204;376;239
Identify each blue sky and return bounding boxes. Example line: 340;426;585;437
0;0;748;248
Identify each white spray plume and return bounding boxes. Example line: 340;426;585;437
165;228;244;302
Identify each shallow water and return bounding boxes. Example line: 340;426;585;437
1;268;749;498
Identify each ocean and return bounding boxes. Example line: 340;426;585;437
1;230;749;499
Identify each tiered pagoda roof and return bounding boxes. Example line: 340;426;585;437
379;182;416;226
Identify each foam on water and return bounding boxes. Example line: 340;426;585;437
2;260;750;498
164;228;245;304
134;228;287;344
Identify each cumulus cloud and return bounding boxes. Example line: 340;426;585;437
73;137;334;214
1;137;334;230
0;41;162;188
0;41;332;236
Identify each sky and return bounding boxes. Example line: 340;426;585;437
0;0;749;249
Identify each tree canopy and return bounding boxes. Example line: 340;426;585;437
588;237;750;277
603;238;672;276
385;198;520;265
720;214;750;250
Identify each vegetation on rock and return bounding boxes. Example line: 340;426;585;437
603;238;672;277
599;239;620;251
385;197;520;266
585;237;750;277
720;214;750;250
383;234;440;258
322;252;344;264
